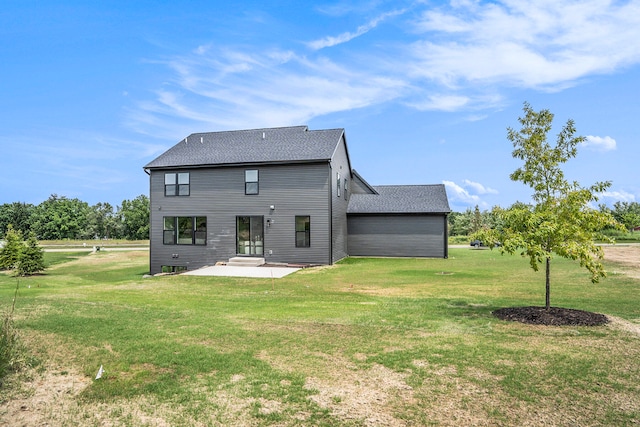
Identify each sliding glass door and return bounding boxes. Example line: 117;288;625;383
236;216;264;255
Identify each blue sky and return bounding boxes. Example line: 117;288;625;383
1;0;638;212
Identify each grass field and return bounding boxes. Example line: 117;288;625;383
1;248;639;426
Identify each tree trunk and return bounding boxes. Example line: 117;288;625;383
545;257;551;310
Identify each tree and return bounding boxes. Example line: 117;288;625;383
0;202;34;238
474;103;621;309
471;205;483;234
118;195;149;240
30;194;90;240
449;209;472;236
16;232;46;276
0;225;23;271
86;202;118;239
610;202;640;232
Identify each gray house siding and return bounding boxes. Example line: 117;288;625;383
146;126;451;273
347;214;447;258
149;162;331;274
329;135;351;263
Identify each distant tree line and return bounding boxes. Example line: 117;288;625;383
0;194;149;240
449;202;640;237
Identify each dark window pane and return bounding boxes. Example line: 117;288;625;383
195;216;207;245
295;216;310;247
245;182;258;195
177;217;194;244
163;217;176;244
195;231;206;245
164;217;175;230
178;172;189;184
163;230;175;245
165;184;176;196
178;184;190;196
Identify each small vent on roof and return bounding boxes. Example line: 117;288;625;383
200;137;203;143
262;132;265;140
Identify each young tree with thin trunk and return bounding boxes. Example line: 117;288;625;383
474;102;621;309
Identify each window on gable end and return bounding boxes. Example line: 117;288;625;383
245;170;259;195
337;172;341;197
164;172;190;196
344;178;348;200
295;216;310;247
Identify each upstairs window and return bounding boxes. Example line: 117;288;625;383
163;216;206;245
295;216;310;247
344;178;348;200
336;173;341;197
165;172;190;196
245;170;259;195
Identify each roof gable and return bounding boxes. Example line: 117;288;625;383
145;126;345;169
347;184;451;214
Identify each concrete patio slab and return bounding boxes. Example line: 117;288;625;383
181;265;300;278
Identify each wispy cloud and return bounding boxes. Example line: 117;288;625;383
307;9;406;50
602;189;636;203
0;130;165;194
129;1;640;134
132;48;407;133
463;179;498;195
582;135;617;151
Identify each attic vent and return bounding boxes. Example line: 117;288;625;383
262;132;265;140
200;137;203;143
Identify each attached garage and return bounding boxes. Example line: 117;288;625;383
347;184;450;258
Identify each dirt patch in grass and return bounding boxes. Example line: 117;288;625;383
603;244;640;279
303;358;414;426
50;250;148;270
607;315;640;337
0;368;89;426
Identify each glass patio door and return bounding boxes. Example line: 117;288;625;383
236;216;264;255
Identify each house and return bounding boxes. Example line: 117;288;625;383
143;126;450;274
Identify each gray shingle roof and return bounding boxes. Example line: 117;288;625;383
144;126;345;169
347;185;451;214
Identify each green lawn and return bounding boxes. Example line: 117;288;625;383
1;248;639;426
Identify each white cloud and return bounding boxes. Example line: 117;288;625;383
408;0;640;90
443;180;481;204
406;94;470;111
129;1;640;132
602;190;636;203
582;135;617;151
132;48;407;132
463;179;499;195
307;9;406;50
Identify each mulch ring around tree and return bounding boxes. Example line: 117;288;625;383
493;306;609;326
